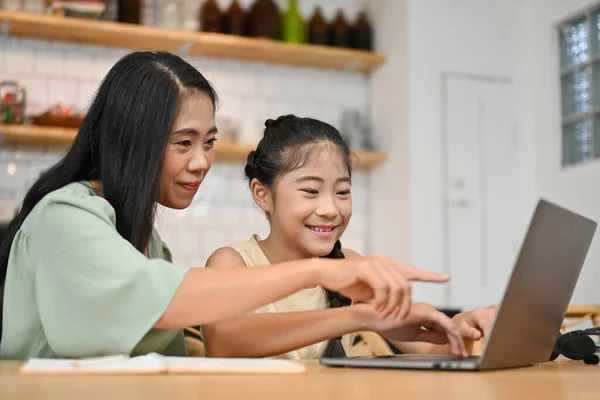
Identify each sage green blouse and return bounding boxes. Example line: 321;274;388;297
0;182;189;360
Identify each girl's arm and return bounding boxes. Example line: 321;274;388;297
199;247;364;357
385;305;495;355
201;248;467;358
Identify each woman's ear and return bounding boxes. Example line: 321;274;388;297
250;178;273;215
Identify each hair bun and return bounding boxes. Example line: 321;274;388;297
244;151;257;180
247;150;256;165
265;118;276;128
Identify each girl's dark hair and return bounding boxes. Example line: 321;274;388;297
321;241;353;358
0;51;217;338
244;115;354;191
243;114;353;358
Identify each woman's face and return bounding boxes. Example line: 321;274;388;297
157;92;217;209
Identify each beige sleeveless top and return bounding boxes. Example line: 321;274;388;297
229;235;353;360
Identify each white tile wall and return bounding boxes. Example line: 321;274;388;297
0;0;373;266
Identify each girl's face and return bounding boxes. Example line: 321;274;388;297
158;92;217;209
258;147;353;258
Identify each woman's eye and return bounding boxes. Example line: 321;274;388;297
206;138;218;145
337;190;351;195
301;189;318;195
177;140;193;147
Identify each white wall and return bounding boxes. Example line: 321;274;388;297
0;0;373;267
368;0;412;264
369;0;600;308
406;0;534;307
368;0;536;308
528;0;600;304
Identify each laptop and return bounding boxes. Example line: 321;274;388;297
320;199;597;371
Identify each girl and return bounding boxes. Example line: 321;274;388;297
202;115;494;360
0;52;449;360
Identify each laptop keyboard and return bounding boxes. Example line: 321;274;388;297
357;354;480;362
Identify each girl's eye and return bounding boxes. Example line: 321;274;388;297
301;189;318;195
206;138;218;145
337;190;351;196
177;140;193;147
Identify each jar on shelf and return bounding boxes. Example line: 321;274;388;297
247;0;279;40
200;0;222;33
0;81;27;125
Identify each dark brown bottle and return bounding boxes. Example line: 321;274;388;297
224;0;246;36
200;0;222;33
308;6;328;45
248;0;280;40
117;0;140;24
329;10;351;48
352;11;373;50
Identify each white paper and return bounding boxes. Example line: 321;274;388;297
20;353;306;375
161;355;307;373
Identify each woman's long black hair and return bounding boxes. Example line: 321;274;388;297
0;51;218;339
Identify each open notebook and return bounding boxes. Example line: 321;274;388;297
20;353;307;375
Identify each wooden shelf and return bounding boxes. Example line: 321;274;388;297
0;124;388;170
0;124;76;148
0;11;386;73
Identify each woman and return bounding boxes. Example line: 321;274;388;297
0;51;450;360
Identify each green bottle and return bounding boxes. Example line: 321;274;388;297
281;0;304;43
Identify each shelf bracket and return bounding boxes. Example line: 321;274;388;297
177;40;193;57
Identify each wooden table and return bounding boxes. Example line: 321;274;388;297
1;359;599;399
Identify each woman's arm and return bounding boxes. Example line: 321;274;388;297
28;191;449;358
156;247;451;329
155;252;320;329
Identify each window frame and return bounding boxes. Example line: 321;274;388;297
558;6;600;167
